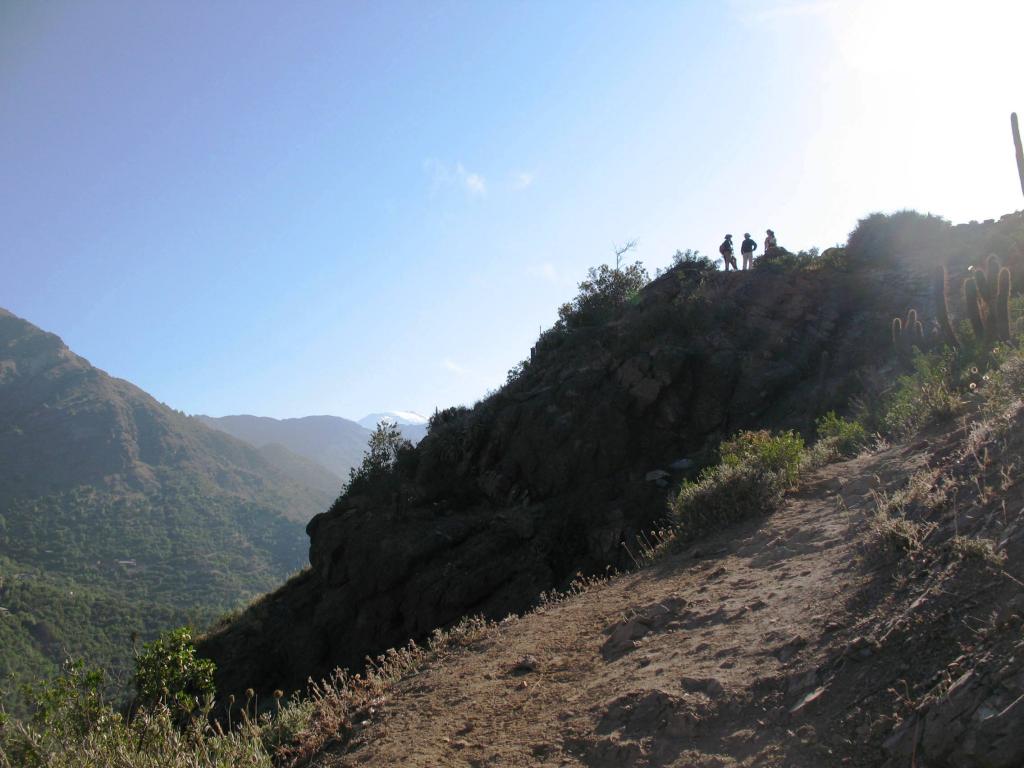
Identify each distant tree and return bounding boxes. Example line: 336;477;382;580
557;260;650;329
344;422;412;496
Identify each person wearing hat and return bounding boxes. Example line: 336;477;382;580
719;234;737;271
740;232;758;270
764;228;778;253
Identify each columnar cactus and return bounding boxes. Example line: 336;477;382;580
935;266;961;350
996;266;1011;341
963;255;1012;343
964;277;984;338
891;309;925;354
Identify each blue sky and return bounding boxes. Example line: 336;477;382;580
2;0;1022;419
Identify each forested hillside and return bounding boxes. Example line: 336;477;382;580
0;308;324;710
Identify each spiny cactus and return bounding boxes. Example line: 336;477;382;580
963;255;1012;343
935;266;961;350
964;277;984;338
996;266;1011;341
1013;112;1024;199
891;308;925;354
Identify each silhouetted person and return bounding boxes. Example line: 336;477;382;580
741;233;757;270
719;234;737;271
765;228;777;252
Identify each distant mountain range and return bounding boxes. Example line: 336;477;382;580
194;414;369;484
198;411;429;483
0;307;325;708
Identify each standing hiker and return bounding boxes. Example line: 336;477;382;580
719;234;737;271
741;233;758;270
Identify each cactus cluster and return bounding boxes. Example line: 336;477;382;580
963;254;1012;343
891;308;925;354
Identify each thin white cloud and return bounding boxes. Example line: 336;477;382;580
527;262;559;283
423;158;486;197
442;358;468;375
459;165;487;196
511;171;535;190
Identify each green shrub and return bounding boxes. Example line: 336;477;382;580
815;411;868;457
719;429;806;486
845;210;951;266
671;463;785;542
878;350;960;437
667;429;805;542
15;660;117;745
134;627;215;714
671;248;717;272
557;261;650;329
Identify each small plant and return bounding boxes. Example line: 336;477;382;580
719;429;806;486
878;349;960;438
870;511;929;554
671;463;785;542
949;535;1006;565
815;411;868;457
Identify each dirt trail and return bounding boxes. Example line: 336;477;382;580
315;445;925;767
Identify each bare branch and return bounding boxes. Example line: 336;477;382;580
613;239;638;270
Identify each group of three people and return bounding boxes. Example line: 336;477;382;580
719;229;777;271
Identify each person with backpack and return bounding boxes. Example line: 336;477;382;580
741;233;758;270
719;234;737;271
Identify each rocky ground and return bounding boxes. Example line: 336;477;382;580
307;408;1023;767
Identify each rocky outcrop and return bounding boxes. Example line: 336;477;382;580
200;257;934;699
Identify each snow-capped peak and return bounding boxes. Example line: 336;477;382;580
358;411;428;429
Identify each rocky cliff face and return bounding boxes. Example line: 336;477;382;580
200;251;935;697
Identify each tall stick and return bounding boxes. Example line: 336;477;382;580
1013;112;1024;199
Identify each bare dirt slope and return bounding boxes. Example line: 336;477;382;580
311;444;941;767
